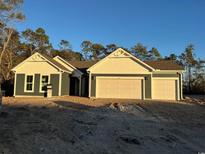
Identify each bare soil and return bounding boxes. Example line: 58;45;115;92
0;96;205;154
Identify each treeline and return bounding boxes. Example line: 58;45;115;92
0;0;204;95
1;27;205;94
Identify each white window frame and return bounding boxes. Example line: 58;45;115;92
39;74;50;93
24;74;35;92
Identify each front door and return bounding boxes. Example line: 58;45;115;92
70;77;79;96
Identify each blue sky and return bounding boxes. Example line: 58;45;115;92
16;0;205;58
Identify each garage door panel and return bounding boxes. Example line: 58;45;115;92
97;77;142;99
153;79;177;100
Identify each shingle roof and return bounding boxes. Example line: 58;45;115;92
68;60;98;69
67;59;184;71
41;54;71;72
144;60;184;70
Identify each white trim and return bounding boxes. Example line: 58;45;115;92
59;72;62;96
13;73;17;96
88;72;91;98
39;74;50;93
142;79;145;100
180;73;183;100
150;74;153;99
177;79;180;101
87;48;155;72
54;56;76;69
24;74;35;93
53;56;83;77
12;52;38;71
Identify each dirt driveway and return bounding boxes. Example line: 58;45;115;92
0;96;205;154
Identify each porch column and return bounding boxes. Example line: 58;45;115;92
150;73;153;99
180;73;183;100
59;72;62;96
79;76;82;96
13;72;17;97
142;78;145;100
88;72;91;98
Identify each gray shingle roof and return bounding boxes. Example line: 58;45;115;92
67;60;99;69
67;59;184;70
144;60;184;70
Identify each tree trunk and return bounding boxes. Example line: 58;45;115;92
0;29;13;65
0;82;2;109
0;29;13;110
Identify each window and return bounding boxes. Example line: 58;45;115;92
40;75;49;92
25;75;34;92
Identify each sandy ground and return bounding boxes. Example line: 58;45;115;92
0;96;205;154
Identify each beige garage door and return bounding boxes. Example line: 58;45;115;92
153;79;177;100
96;77;142;99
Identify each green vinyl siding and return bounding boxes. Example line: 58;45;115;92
145;74;151;99
15;74;44;96
15;73;60;97
91;75;96;97
50;74;59;96
15;74;25;95
61;73;70;95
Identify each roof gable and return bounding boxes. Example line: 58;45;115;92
12;52;71;73
53;56;83;75
87;48;155;73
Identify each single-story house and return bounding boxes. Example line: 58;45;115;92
12;48;184;100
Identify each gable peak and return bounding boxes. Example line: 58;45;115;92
109;48;130;57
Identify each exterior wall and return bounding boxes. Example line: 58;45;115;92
15;74;44;96
61;72;70;95
145;75;152;99
50;74;59;96
91;75;96;97
90;57;150;74
15;73;60;97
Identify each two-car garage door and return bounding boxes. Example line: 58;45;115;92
96;77;143;99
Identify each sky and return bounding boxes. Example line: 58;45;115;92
16;0;205;58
